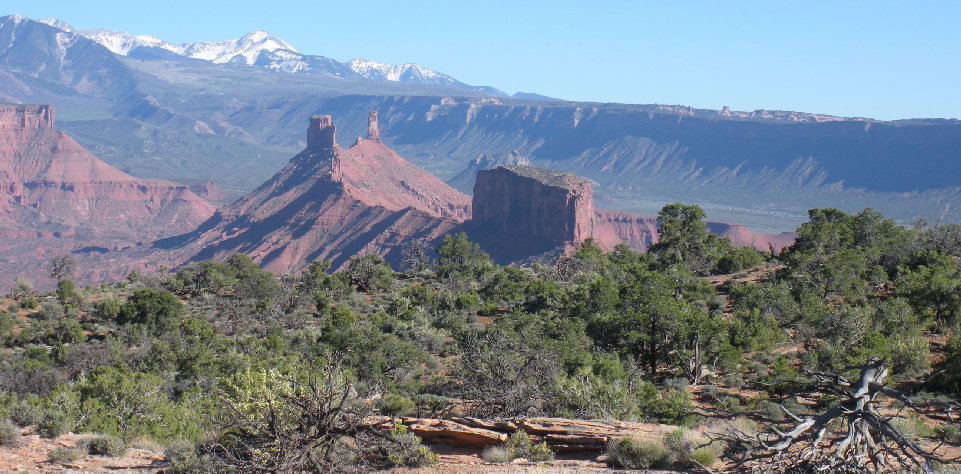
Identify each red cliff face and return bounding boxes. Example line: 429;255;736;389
469;165;794;258
169;113;471;272
0;103;216;289
0;104;215;232
473;166;594;247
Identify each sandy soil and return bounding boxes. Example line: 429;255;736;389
0;428;164;473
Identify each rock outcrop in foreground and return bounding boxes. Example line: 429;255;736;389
371;416;673;453
0;104;215;287
163;112;471;272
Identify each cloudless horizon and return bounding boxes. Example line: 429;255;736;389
5;1;959;121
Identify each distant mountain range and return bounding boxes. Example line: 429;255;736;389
36;17;504;94
3;13;961;233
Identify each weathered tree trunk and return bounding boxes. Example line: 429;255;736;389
717;358;958;473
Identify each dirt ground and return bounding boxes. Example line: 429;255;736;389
0;427;164;473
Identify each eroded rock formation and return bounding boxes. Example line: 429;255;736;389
0;103;215;288
165;112;471;272
473;166;594;247
367;110;380;142
467;166;794;258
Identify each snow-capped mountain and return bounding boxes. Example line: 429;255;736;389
40;19;297;65
348;58;461;85
37;18;496;91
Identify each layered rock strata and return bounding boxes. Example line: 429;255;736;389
0;103;215;288
370;416;674;453
473;166;594;247
165;112;471;272
470;166;794;257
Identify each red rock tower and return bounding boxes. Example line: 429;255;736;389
307;115;336;148
367;110;380;142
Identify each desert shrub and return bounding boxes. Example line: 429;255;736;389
664;377;689;390
715;395;745;416
504;430;552;462
48;446;83;464
481;431;552;463
936;423;961;444
56;279;81;304
371;424;439;468
691;447;718;468
891;412;935;441
649;389;697;426
37;413;71;438
663;428;717;469
376;393;415;417
117;288;185;335
165;440;205;473
86;435;127;457
14;276;33;295
8;398;43;427
92;298;121;322
760;400;786;421
782;397;810;417
0;418;20;446
22;296;39;309
37;300;65;320
0;314;14;346
700;384;721;398
606;437;670;470
888;333;930;376
481;445;513;464
551;371;658;421
76;366;203;442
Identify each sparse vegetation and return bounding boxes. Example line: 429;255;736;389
0;204;958;471
0;419;20;446
85;435;127;457
48;446;83;464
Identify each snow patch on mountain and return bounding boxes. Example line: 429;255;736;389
33;17;489;91
348;58;455;85
182;30;298;64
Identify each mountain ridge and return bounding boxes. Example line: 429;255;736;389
36;17;502;93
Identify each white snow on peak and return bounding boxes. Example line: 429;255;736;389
23;18;466;88
38;17;73;31
56;23;299;66
181;30;298;64
76;28;177;55
348;58;445;82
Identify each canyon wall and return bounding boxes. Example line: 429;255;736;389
473;166;594;247
469;166;794;258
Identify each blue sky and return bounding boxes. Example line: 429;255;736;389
6;1;959;120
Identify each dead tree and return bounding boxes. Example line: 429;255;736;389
716;358;959;473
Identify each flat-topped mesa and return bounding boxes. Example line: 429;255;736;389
307;115;336;149
0;104;54;130
473;166;595;247
367;110;380;142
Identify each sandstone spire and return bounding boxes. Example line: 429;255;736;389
307;115;336;148
367;110;380;142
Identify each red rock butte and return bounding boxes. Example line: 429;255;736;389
469;165;795;260
165;112;471;272
167;113;794;274
0;103;216;288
